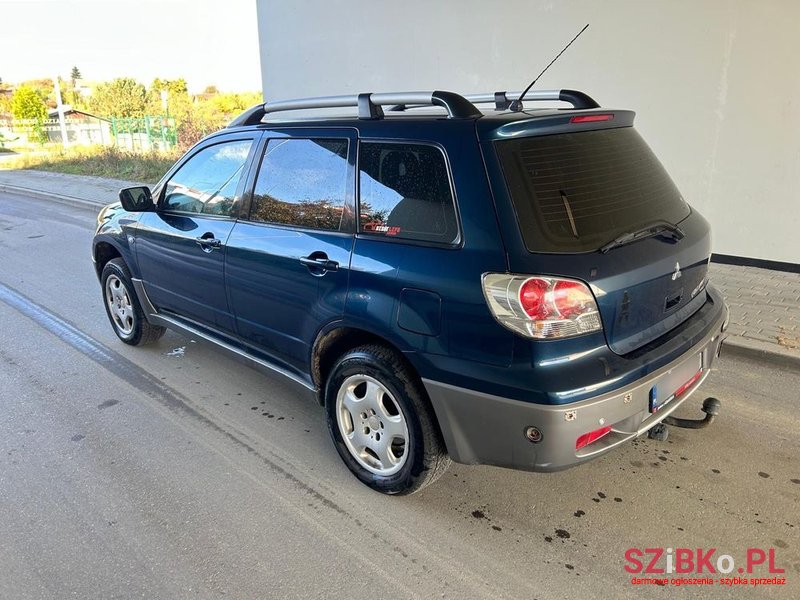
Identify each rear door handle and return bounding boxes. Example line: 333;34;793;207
300;256;339;272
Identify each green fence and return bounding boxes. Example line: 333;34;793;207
111;116;177;151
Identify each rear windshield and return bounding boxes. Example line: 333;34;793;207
496;127;690;253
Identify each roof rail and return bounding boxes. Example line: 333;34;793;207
227;88;599;127
266;90;481;120
389;89;599;113
228;104;268;127
228;90;481;126
461;89;599;111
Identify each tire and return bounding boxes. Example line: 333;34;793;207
325;344;450;495
101;258;165;346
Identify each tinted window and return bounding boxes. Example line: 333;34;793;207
358;142;458;244
251;138;349;231
496;127;691;253
163;140;252;216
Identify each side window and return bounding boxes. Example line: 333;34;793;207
358;142;458;244
250;138;349;231
163;140;253;216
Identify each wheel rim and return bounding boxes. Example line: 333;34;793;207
105;274;135;336
336;374;409;476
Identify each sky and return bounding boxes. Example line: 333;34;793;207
0;0;262;93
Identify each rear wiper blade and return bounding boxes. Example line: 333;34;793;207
598;221;685;254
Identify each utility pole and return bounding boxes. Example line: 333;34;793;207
53;76;69;147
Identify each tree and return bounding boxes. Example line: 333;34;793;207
89;77;147;118
11;86;47;120
0;93;12;118
146;78;191;120
11;85;48;143
70;66;82;82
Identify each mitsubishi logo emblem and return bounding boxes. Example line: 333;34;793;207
672;262;682;281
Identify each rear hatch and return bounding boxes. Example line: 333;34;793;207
491;119;711;355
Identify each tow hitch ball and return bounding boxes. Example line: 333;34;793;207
647;397;721;441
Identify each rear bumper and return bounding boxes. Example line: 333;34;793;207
423;301;728;472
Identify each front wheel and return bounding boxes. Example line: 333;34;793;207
325;345;450;495
101;258;165;346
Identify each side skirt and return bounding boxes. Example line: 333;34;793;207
130;278;318;398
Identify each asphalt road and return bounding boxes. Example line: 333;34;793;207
0;192;798;599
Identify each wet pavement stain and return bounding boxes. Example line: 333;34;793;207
554;529;571;539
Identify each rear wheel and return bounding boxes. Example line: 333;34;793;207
101;258;165;346
325;345;450;495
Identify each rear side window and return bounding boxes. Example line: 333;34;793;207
496;127;690;253
358;142;458;244
250;138;349;231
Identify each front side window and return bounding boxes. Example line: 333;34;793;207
250;138;349;231
358;142;458;244
163;140;253;216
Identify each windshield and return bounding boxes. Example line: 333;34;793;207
495;127;691;253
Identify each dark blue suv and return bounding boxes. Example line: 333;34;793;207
93;89;729;494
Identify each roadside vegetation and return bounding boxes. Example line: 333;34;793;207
0;146;180;183
0;71;261;181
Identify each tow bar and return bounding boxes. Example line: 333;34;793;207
647;397;721;441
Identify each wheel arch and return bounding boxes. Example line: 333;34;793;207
311;326;422;406
93;240;123;279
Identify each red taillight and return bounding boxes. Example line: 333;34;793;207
570;114;614;123
576;425;612;450
673;369;703;399
519;278;550;319
519;278;597;321
553;280;595;319
483;274;602;339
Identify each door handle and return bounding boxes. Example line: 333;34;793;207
195;235;222;250
194;231;222;254
300;255;339;272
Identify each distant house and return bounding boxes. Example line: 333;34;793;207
46;106;112;145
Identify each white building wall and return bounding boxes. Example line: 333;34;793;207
257;0;800;264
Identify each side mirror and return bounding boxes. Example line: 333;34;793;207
119;186;155;212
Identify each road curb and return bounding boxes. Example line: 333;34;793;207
721;335;800;370
0;183;104;212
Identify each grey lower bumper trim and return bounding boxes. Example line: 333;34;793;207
423;307;727;472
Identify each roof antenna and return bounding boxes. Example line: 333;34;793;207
509;24;590;112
